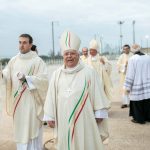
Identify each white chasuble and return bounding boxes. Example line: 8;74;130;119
44;62;110;150
1;51;48;146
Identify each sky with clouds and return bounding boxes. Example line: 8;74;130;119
0;0;150;57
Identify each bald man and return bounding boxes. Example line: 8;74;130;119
80;47;88;64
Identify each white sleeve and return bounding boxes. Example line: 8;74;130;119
43;114;55;121
104;61;112;75
1;68;8;80
124;59;135;91
0;71;2;81
25;76;36;90
104;63;110;71
94;109;108;119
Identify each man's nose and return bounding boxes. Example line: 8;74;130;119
67;53;72;57
20;43;23;47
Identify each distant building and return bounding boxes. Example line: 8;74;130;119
141;48;150;55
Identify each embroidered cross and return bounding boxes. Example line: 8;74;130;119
65;88;72;97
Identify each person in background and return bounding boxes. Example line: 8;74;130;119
124;44;150;124
80;47;88;64
117;44;133;108
87;39;112;106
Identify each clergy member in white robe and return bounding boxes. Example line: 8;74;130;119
0;34;48;150
44;31;110;150
124;44;150;124
80;47;88;64
117;44;133;108
87;39;112;106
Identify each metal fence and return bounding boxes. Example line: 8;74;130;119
44;54;119;65
44;58;63;65
0;54;120;67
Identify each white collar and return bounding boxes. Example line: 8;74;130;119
18;51;37;59
61;60;84;74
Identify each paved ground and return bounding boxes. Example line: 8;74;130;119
0;62;150;150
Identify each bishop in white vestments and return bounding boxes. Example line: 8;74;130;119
44;31;110;150
87;39;112;106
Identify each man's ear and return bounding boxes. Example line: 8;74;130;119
30;44;33;49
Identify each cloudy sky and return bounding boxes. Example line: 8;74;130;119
0;0;150;57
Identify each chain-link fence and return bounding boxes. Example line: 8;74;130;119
0;54;120;68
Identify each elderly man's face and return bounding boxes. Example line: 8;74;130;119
63;50;79;68
19;37;32;54
123;46;130;54
90;49;97;56
82;48;88;56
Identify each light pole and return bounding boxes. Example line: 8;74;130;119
145;35;149;54
140;38;143;48
51;22;54;56
118;21;124;52
99;36;103;54
51;21;59;57
0;61;2;71
132;20;135;44
96;34;103;54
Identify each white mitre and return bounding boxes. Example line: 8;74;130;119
89;39;100;51
60;31;81;54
